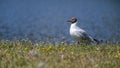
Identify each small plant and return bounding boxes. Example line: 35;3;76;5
0;40;120;68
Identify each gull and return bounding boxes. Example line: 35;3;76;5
67;17;99;44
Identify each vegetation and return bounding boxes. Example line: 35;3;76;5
0;40;120;68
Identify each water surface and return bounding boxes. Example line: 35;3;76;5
0;0;120;43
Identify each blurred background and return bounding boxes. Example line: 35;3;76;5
0;0;120;43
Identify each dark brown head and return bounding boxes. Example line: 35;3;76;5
67;17;77;23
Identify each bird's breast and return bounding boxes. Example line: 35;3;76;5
70;28;82;40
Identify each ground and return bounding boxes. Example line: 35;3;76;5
0;40;120;68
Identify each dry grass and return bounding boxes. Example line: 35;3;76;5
0;40;120;68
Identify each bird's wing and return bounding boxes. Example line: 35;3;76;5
78;30;92;41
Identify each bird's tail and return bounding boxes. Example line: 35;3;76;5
93;38;100;45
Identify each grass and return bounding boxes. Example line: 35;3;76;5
0;40;120;68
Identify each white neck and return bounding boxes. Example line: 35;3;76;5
70;22;86;33
70;22;78;28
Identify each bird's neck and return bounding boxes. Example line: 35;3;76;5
71;22;78;28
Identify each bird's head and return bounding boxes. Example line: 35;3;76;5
67;17;77;24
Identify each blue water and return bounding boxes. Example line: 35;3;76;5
0;0;120;42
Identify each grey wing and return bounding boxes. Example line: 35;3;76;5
80;31;93;41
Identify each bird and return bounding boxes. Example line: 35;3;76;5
67;17;99;44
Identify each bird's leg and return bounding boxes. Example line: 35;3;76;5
77;41;83;45
94;38;100;45
77;41;80;45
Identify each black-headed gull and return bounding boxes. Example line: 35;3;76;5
67;17;99;44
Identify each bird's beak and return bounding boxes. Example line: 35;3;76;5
66;20;71;22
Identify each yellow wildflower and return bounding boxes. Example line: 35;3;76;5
6;53;11;57
41;48;46;52
114;55;119;58
42;48;45;50
70;51;74;55
24;47;28;51
47;46;52;51
62;47;66;51
114;51;120;58
117;51;120;56
48;46;52;49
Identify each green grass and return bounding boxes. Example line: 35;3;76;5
0;40;120;68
